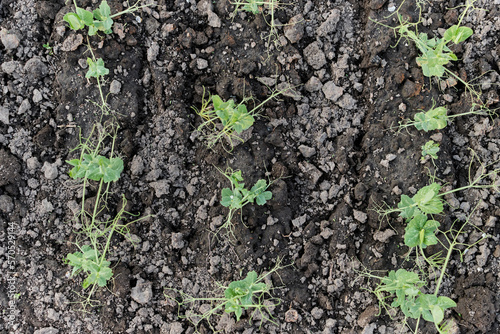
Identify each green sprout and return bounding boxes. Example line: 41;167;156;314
374;0;491;111
421;140;440;162
217;167;273;237
63;0;151;36
66;245;113;289
85;58;109;79
398;103;488;133
360;205;490;333
165;259;288;332
65;123;150;309
193;87;292;151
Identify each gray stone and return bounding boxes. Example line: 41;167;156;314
299;161;323;189
284;14;304;44
336;93;357;110
42;162;58;180
33;89;43;103
61;34;83;52
26;157;40;170
18;99;31;114
147;41;159;62
207;11;221;28
197;0;213;15
150;179;170;197
171;232;185;249
353;209;368;223
24;57;48;81
130;279;153;304
197;58;208;69
373;229;396;243
1;60;20;74
303;42;327;69
0;107;9;125
298;145;316;158
0;194;14;213
317;9;341;37
304;76;323;92
109;80;121;94
130;155;144;176
1;33;20;50
34;328;59;334
322;81;343;102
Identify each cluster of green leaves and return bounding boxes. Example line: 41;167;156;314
398;183;443;221
404;24;472;78
393;2;473;79
375;269;456;327
236;0;263;14
224;271;268;321
221;170;272;210
421;140;440;161
412;106;448;132
65;125;150;309
66;245;113;289
64;1;113;36
86;58;109;79
194;93;256;150
165;260;286;332
218;168;272;236
67;153;123;183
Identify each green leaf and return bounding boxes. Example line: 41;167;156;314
76;7;94;26
232;105;254;134
243;0;260;14
398;195;418;220
88;25;98;36
413;106;448;132
221;188;236;207
63;12;85;31
99;1;111;17
444;25;473;44
96;266;113;287
101;157;124;182
86;58;109;79
255;191;272;205
413;183;444;215
404;214;440;248
416;50;452;78
103;17;113;32
421;140;440;160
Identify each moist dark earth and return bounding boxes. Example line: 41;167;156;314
1;0;499;333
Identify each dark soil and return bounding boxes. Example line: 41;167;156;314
1;0;499;333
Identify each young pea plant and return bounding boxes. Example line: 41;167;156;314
216;167;273;238
398;102;488;133
421;140;439;162
65;123;149;309
360;206;490;334
378;171;498;225
193;87;291;151
375;0;487;106
165;258;288;332
64;0;151;36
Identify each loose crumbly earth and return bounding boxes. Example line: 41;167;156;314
0;0;499;333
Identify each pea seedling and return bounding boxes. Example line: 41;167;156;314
374;0;488;106
193;87;291;151
217;167;273;237
360;206;490;334
64;0;151;36
398;103;488;133
65;124;149;309
421;140;439;162
165;258;288;332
